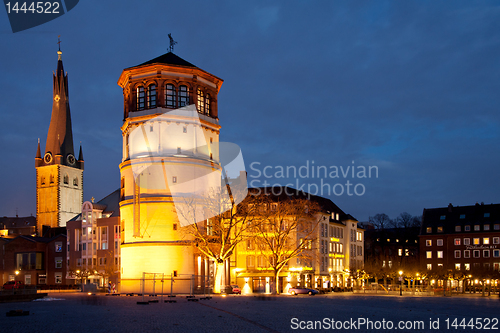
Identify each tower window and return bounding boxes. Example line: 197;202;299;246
73;178;78;186
136;86;145;110
165;84;176;108
197;88;205;114
63;174;69;184
147;84;156;108
50;175;54;184
179;85;189;107
41;176;45;185
205;94;211;115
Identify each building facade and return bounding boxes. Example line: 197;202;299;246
66;191;121;288
35;48;83;232
420;203;500;289
231;187;364;294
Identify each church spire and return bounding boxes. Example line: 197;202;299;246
44;39;77;168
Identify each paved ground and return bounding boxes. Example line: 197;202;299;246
0;292;499;332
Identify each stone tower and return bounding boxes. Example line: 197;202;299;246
35;48;83;233
117;51;223;293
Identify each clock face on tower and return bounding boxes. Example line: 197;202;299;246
44;152;52;164
67;154;75;165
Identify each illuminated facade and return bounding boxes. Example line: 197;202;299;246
232;187;364;293
117;52;223;293
66;191;121;287
35;49;83;232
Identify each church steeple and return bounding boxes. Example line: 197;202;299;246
36;41;83;232
43;47;77;168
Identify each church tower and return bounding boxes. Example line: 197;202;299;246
117;50;223;293
35;47;84;232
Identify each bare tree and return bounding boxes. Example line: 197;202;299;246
369;213;391;230
177;186;256;294
251;195;321;294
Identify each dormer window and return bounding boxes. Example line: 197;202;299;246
136;86;145;110
165;84;176;108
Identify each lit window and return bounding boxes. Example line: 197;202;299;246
454;238;461;246
473;238;480;245
437;263;443;267
426;227;432;233
440;215;446;220
437;239;443;246
464;238;470;245
426;251;432;259
437;226;443;233
464;250;470;258
55;273;62;284
454;250;461;258
455;225;461;232
426;240;432;246
55;257;62;269
455;263;460;270
474;225;480;231
484;213;490;218
484;238;490;245
398;249;402;256
484;224;490;231
464;263;470;270
459;214;465;219
136;86;145;110
205;94;211;115
197;88;205;114
165;84;176;108
147;84;156;108
427;264;432;270
179;85;189;107
484;250;490;258
437;251;443;259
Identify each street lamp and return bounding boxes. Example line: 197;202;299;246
399;270;403;296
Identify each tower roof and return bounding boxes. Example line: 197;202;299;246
134;52;197;69
44;49;76;166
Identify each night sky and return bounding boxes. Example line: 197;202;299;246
1;1;499;222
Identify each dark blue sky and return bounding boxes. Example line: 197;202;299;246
1;1;499;222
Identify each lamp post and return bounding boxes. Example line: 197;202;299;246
399;270;403;296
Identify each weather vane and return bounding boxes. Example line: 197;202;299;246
57;35;61;51
168;33;177;53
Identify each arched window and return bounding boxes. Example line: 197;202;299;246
63;174;69;184
49;175;54;184
197;88;205;114
73;178;78;186
205;94;211;115
147;84;156;108
165;84;176;108
136;86;145;110
41;176;45;185
178;85;189;107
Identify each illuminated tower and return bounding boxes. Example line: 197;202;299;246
35;48;84;232
117;51;223;292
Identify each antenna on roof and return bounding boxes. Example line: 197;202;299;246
168;33;177;53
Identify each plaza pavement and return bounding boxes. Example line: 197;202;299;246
0;292;499;332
